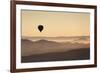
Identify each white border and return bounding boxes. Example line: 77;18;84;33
16;5;95;69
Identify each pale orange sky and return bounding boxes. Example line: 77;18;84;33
21;10;90;37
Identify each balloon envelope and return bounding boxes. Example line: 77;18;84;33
38;25;43;32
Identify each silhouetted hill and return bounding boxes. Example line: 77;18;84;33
21;39;90;56
35;39;59;44
22;48;90;63
21;39;34;44
34;39;61;46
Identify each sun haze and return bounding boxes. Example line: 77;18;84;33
21;10;90;37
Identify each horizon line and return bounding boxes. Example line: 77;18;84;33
22;35;90;38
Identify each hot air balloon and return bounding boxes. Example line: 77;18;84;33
38;25;44;32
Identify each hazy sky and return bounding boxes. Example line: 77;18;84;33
21;10;90;37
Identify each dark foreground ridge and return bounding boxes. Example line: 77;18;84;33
21;48;90;63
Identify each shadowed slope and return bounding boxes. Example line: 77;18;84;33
22;48;90;63
21;39;90;56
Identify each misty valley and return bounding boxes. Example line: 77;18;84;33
21;36;90;63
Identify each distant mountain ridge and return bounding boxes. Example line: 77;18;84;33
21;39;89;56
34;39;59;44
